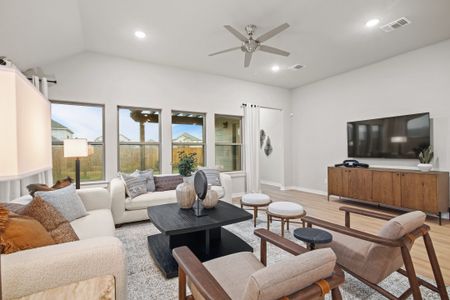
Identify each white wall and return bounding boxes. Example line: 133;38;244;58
290;39;450;194
42;52;292;195
259;108;284;187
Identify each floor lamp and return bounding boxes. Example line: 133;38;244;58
64;139;88;189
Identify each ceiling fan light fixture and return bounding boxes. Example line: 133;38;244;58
271;65;280;72
134;30;146;39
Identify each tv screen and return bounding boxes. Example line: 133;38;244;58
347;113;430;159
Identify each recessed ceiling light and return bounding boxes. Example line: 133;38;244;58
134;31;146;39
366;19;380;28
271;65;280;72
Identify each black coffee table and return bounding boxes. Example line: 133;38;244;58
147;201;253;278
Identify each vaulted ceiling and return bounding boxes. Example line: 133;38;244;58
1;0;450;88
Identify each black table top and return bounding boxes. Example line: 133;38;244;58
147;201;252;235
293;228;332;244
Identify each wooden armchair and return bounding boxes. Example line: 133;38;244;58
172;228;345;300
303;207;449;300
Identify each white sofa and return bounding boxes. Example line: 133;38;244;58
110;173;232;225
3;188;127;300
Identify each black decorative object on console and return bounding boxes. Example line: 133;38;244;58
335;159;369;168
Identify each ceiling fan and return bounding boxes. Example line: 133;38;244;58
209;23;290;68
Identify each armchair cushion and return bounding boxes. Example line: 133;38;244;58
190;252;264;300
242;248;336;300
378;211;426;240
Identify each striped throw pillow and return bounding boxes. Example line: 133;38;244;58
121;175;147;199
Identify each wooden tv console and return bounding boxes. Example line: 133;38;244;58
327;166;449;225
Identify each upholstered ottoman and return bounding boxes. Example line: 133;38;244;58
240;193;271;227
267;201;306;237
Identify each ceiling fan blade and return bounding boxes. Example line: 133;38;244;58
256;23;290;42
259;45;290;56
224;25;248;42
209;46;241;56
244;52;252;68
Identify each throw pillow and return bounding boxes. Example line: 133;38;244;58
0;206;55;254
154;175;183;191
35;185;87;222
27;176;73;197
20;197;79;243
198;168;221;186
121;175;147;198
131;169;155;192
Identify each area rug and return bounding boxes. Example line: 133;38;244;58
115;216;449;300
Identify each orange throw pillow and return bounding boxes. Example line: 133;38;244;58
0;206;55;254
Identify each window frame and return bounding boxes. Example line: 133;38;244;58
50;100;106;182
214;114;243;172
171;110;207;170
117;105;162;174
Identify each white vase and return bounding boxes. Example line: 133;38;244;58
418;163;432;172
176;182;196;209
202;185;219;209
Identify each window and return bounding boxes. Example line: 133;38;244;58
172;111;205;173
51;102;104;181
118;107;161;174
215;115;242;171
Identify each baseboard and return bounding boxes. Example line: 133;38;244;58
286;186;328;196
260;180;283;188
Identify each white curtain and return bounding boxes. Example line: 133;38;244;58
0;170;53;202
243;104;261;193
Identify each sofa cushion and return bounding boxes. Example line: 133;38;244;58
70;209;115;240
35;185;87;222
125;191;177;211
19;197;79;244
154;175;183;191
210;185;225;199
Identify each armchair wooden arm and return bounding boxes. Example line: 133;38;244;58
172;246;231;300
302;216;402;247
339;206;395;228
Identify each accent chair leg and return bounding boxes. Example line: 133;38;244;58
400;246;422;300
423;233;449;299
178;267;187;300
331;287;342;300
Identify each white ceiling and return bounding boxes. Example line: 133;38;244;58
1;0;450;88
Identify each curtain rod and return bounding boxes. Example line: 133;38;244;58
241;103;282;111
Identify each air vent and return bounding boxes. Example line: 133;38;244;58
379;17;411;32
289;64;304;70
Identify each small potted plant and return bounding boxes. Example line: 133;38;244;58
177;151;197;181
418;145;433;172
175;151;197;209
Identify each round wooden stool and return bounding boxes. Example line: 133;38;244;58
240;193;271;227
267;201;306;237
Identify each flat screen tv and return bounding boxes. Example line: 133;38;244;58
347;113;430;159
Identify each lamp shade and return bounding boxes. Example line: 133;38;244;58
64;139;88;158
0;66;52;181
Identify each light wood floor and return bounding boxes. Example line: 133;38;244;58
235;185;450;285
